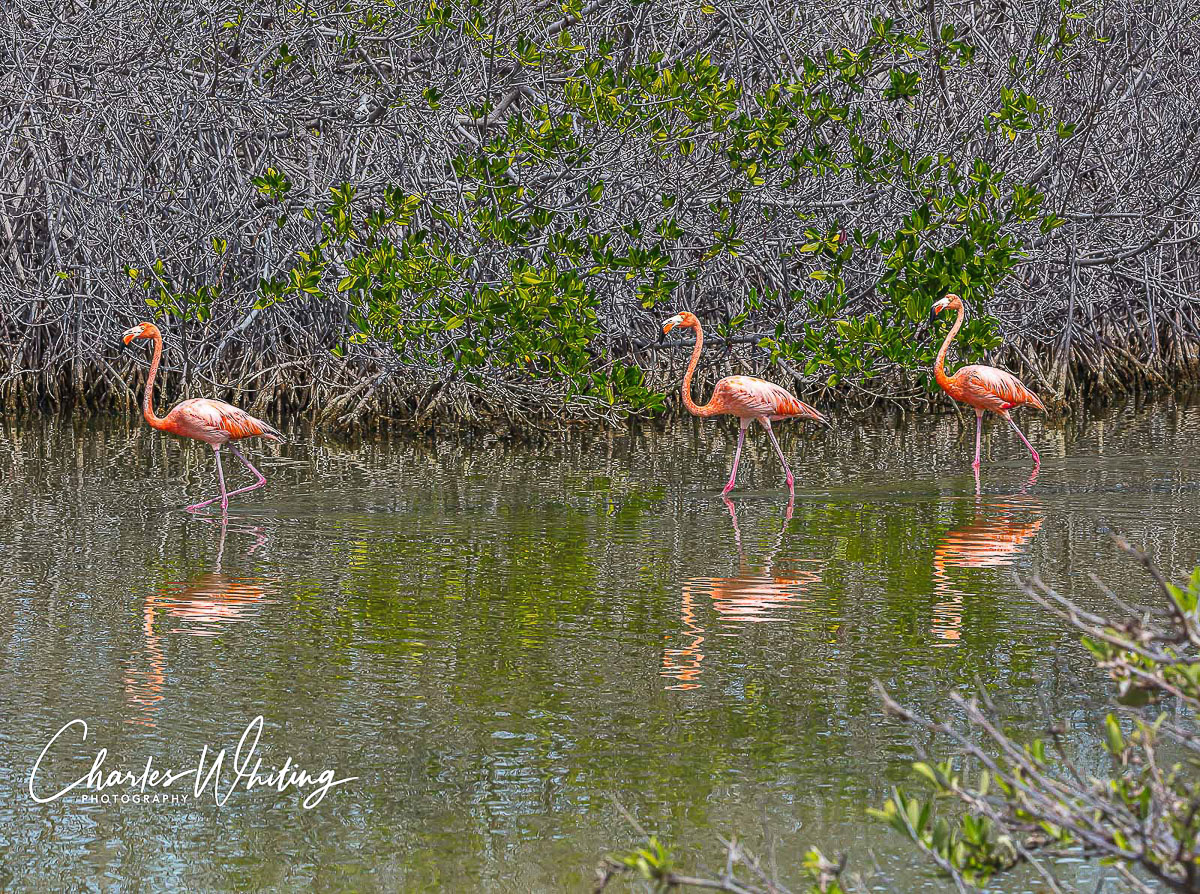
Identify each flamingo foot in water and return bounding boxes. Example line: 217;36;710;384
186;492;231;513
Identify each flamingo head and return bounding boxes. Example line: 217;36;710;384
931;293;963;318
122;322;160;345
662;311;699;334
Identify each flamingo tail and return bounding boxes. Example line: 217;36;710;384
792;401;829;426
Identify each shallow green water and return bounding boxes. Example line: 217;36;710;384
1;397;1199;891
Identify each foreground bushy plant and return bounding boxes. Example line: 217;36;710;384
875;537;1200;892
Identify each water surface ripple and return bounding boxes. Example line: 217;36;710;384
1;397;1199;891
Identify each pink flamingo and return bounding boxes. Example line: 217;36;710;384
122;322;282;512
663;312;827;496
931;294;1046;469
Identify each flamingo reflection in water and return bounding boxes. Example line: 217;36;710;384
931;467;1043;647
661;497;821;690
124;517;273;726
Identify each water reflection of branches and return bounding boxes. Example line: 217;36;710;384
124;517;273;726
662;497;821;690
931;467;1043;647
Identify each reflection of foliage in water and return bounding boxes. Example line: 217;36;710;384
0;406;1198;890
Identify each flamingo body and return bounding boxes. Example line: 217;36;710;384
160;397;282;445
122;322;281;512
662;312;826;496
931;295;1044;468
707;375;827;423
941;364;1046;415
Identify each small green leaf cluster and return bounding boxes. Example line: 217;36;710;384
613;835;674;886
869;771;1022;887
136;258;218;325
1081;565;1200;708
602;834;846;893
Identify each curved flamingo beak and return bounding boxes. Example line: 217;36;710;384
930;297;951;318
662;314;684;334
122;326;144;345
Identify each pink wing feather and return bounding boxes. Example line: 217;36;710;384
165;398;283;444
955;365;1045;413
712;376;828;423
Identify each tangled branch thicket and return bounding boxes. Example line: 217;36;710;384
2;0;1199;430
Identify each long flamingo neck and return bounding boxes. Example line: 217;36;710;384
681;322;717;417
143;333;169;430
934;305;965;394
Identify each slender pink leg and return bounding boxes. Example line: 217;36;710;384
761;419;795;496
222;445;268;499
187;446;229;513
972;409;983;470
1008;416;1040;466
722;422;749;495
186;444;267;513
